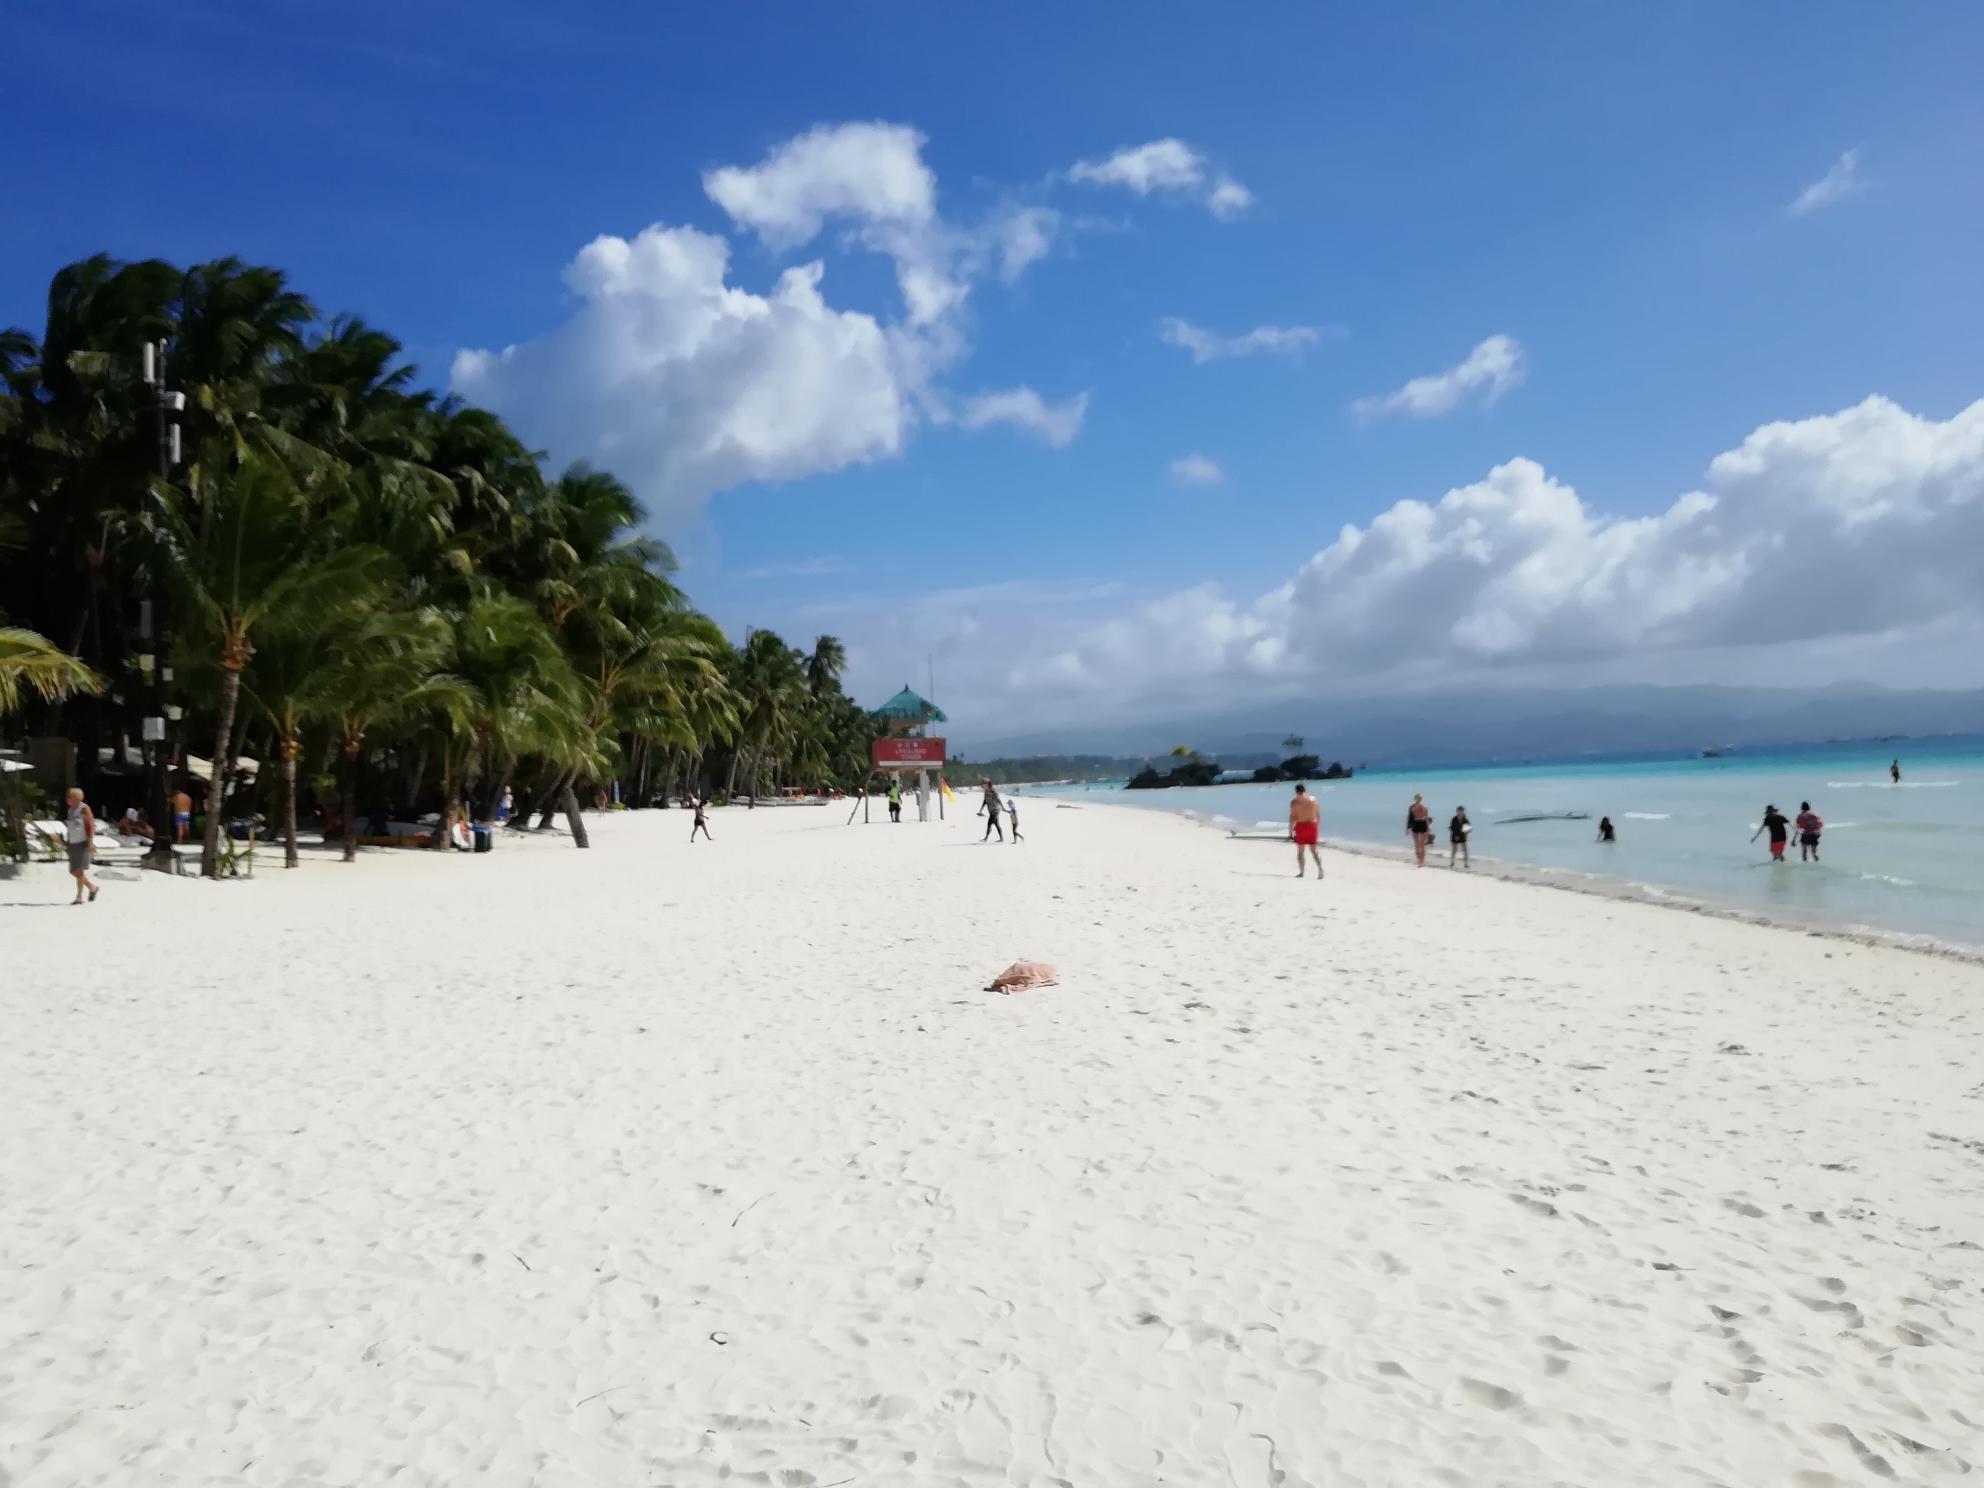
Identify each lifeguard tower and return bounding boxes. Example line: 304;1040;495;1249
869;686;947;822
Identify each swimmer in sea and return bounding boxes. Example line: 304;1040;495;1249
1597;816;1616;843
1290;783;1323;878
1796;801;1822;861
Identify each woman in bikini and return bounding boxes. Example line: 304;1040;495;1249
1406;793;1432;866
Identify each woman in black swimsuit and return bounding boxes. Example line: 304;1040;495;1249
1407;793;1432;866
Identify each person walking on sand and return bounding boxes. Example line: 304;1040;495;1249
1752;803;1791;861
1448;805;1472;868
1006;796;1022;843
980;780;1005;841
64;788;99;904
887;779;902;822
172;787;192;843
1406;793;1432;865
1796;800;1823;861
1891;759;1902;784
689;795;712;842
1290;783;1324;878
1597;816;1617;843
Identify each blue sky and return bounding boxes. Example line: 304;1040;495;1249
10;2;1984;741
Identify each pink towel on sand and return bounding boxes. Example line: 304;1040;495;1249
988;961;1058;993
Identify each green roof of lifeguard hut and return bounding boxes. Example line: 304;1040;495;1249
871;686;947;724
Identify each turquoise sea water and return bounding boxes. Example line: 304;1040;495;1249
1030;740;1984;953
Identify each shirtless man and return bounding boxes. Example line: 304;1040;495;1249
1289;783;1323;878
171;787;192;843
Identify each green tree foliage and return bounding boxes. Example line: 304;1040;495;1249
0;253;885;862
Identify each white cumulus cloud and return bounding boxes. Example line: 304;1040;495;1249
1067;138;1252;219
1160;317;1320;363
961;387;1089;448
1170;455;1226;486
1352;335;1526;421
905;395;1984;719
452;227;912;525
453;123;1080;530
705;121;963;327
1791;148;1867;216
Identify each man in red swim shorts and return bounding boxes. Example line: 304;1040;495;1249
1289;782;1323;879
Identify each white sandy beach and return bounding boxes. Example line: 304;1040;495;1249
6;798;1984;1486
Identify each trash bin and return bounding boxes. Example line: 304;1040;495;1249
471;825;493;853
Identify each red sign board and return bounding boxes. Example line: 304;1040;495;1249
873;736;946;766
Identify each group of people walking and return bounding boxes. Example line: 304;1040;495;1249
978;781;1021;842
1753;801;1825;861
1403;793;1474;868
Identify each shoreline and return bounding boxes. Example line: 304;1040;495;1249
1019;788;1984;967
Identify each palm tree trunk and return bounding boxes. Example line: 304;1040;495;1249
202;661;245;878
281;736;300;869
722;748;740;805
535;769;567;830
341;739;361;863
430;748;455;851
562;780;591;848
483;755;516;826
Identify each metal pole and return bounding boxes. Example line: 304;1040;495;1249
141;340;179;873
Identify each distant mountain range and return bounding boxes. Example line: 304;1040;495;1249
958;683;1984;769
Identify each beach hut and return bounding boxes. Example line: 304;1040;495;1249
868;686;947;822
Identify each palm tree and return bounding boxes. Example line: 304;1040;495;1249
167;450;390;876
241;582;397;868
304;607;453;862
539;567;716;838
804;634;847;700
434;593;580;848
727;629;808;804
0;627;103;715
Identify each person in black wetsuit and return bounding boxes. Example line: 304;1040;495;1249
1751;803;1790;861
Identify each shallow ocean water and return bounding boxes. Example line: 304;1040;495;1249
1032;738;1984;953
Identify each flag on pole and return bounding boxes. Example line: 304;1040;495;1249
939;777;959;803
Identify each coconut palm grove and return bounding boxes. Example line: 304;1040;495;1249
0;254;885;876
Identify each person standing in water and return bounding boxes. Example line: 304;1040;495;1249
65;787;100;904
1796;801;1823;861
689;795;712;842
1891;759;1902;784
1597;816;1617;843
1752;803;1790;861
1448;805;1472;868
1290;783;1323;878
1406;793;1432;866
